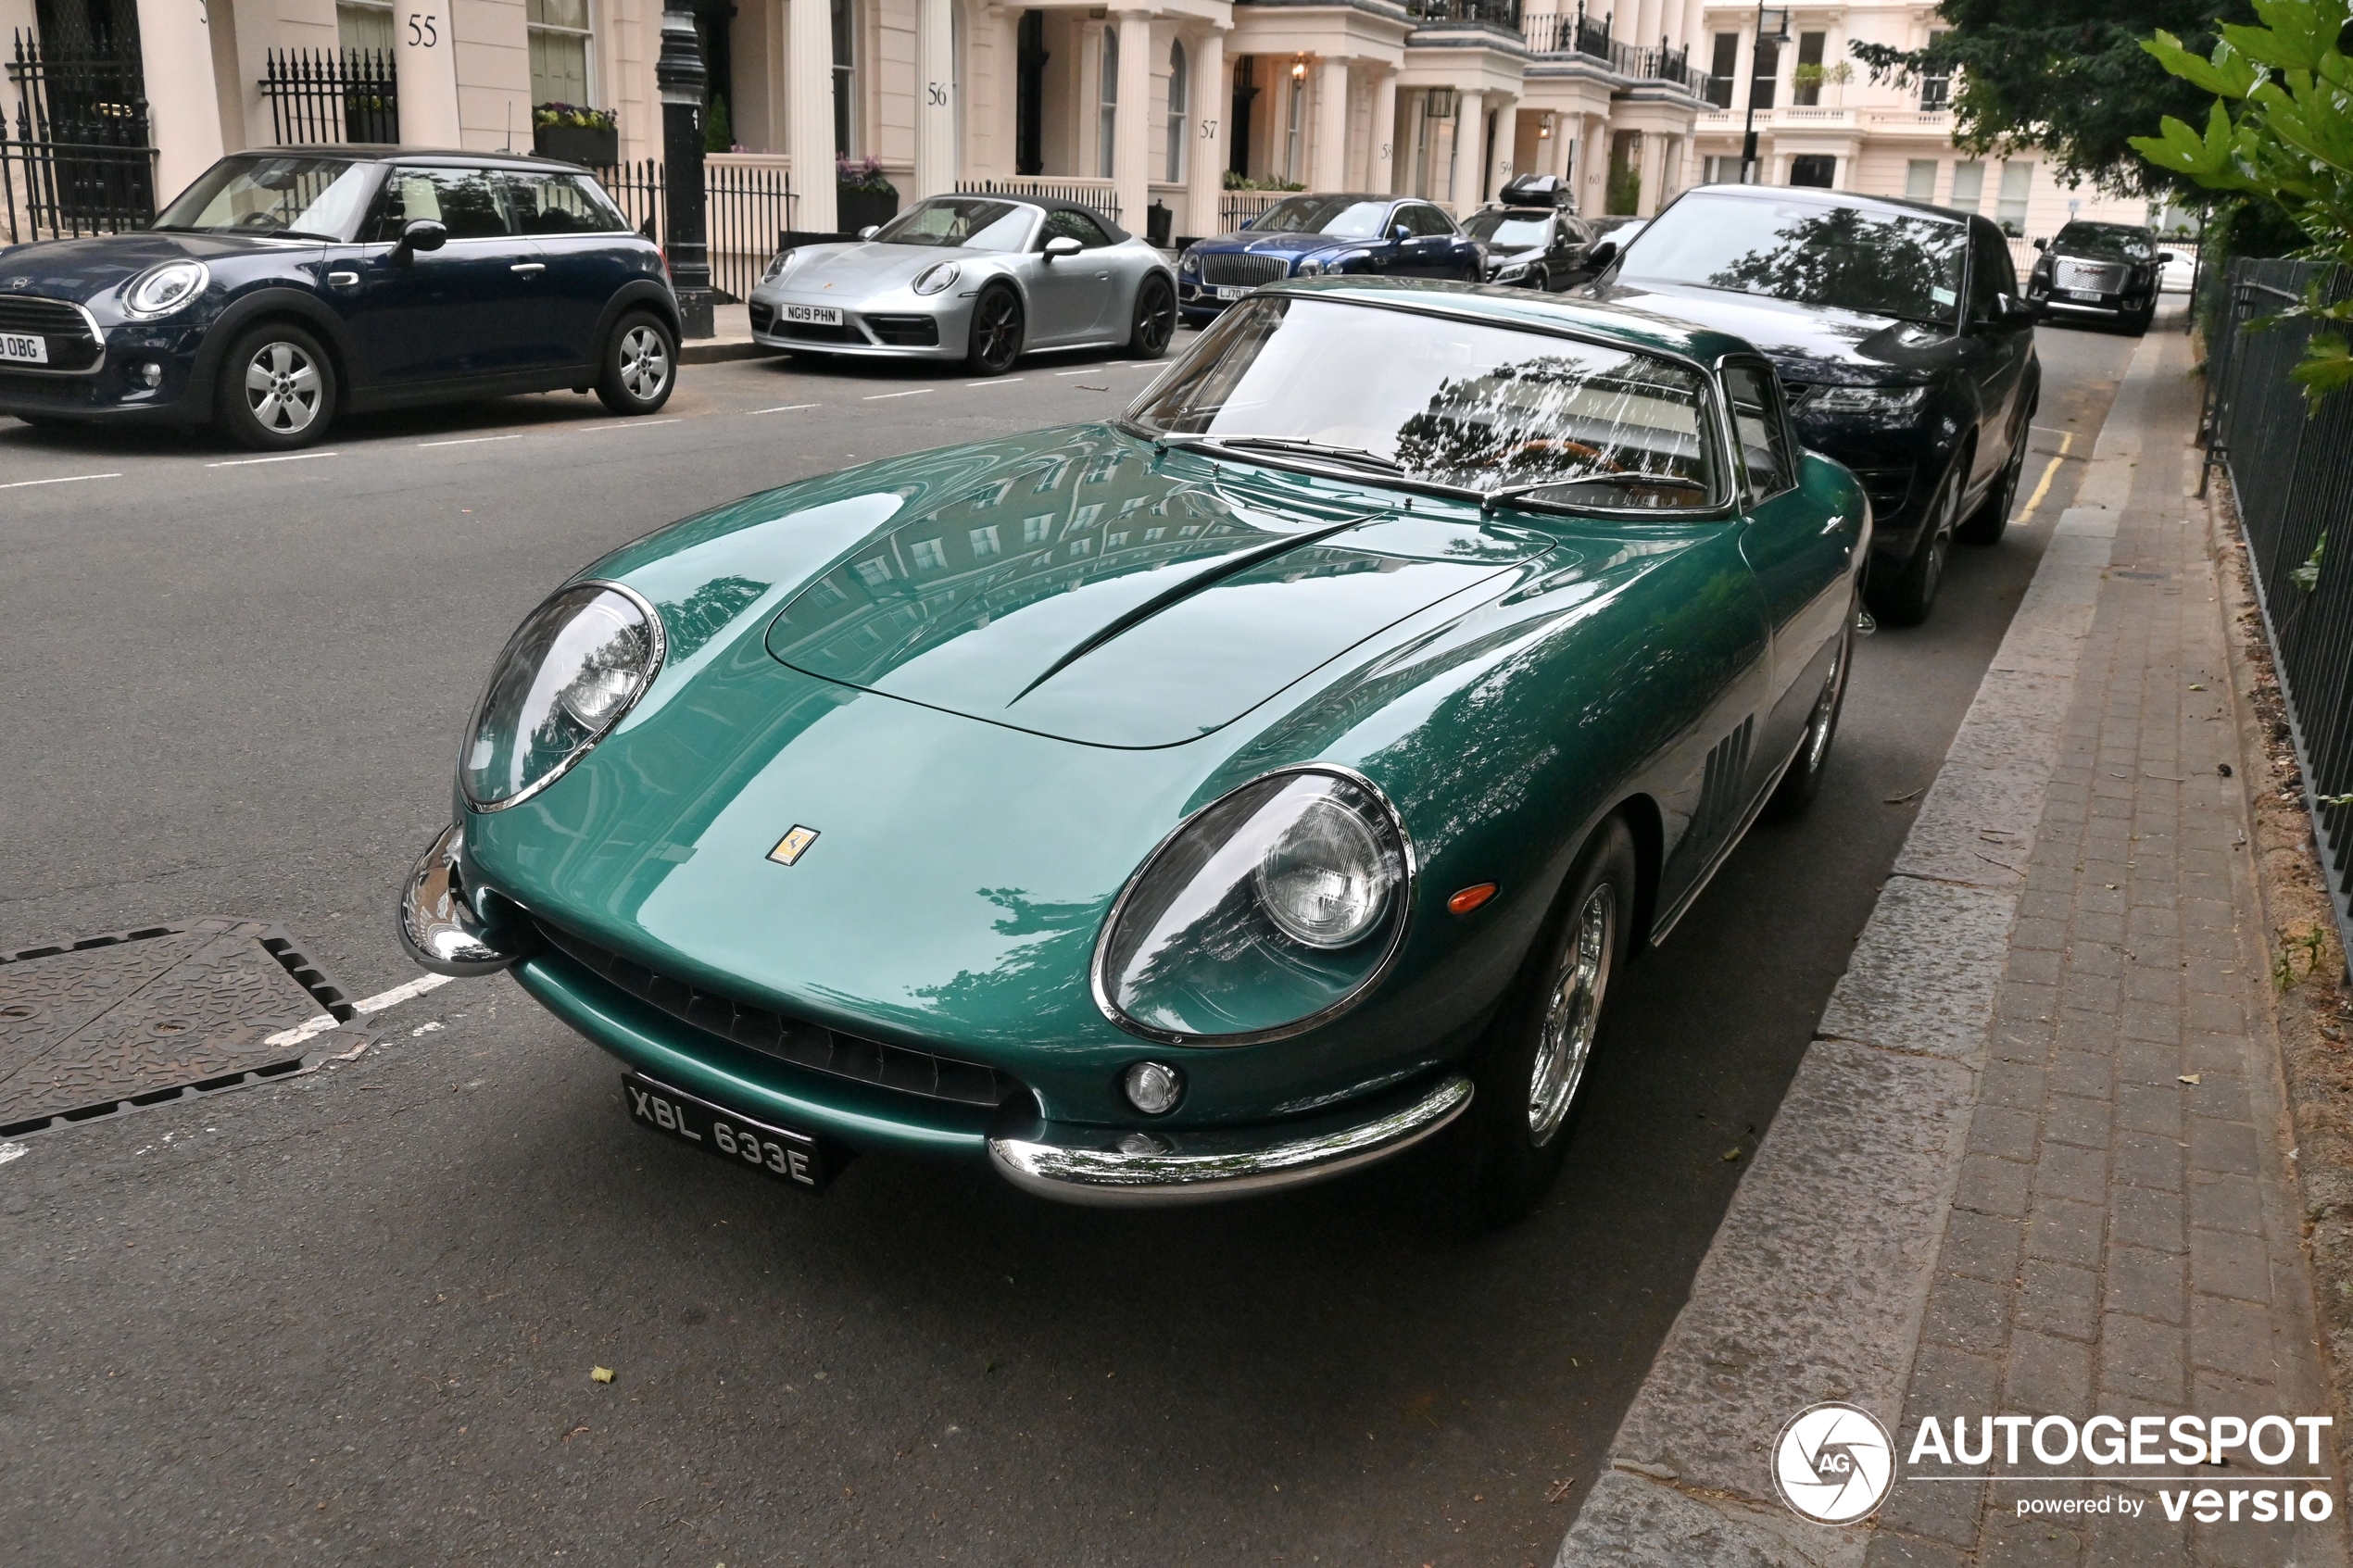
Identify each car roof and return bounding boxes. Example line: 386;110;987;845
242;144;594;172
925;191;1129;243
1269;277;1759;367
1676;181;1975;228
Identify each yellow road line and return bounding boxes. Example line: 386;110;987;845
2017;456;2064;524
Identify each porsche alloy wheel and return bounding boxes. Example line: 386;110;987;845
1527;880;1615;1146
966;286;1025;376
597;313;676;415
1128;274;1176;358
218;324;335;450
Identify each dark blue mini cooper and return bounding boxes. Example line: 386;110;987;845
1176;194;1482;322
0;148;681;448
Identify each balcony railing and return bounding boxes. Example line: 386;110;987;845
1409;0;1525;28
1521;5;1614;58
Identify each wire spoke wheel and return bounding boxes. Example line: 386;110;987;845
1527;881;1615;1146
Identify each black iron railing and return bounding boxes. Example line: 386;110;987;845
592;159;799;302
1;31;154;241
259;48;398;145
1408;0;1524;30
954;176;1123;226
2205;256;2353;972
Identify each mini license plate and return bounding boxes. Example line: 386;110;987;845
784;304;843;326
0;332;48;365
2065;288;2104;302
622;1073;827;1190
1214;284;1249;301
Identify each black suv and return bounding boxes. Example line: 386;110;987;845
2024;220;2174;334
1579;183;2040;625
0;148;681;448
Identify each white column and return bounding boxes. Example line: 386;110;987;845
1188;27;1227;236
1681;0;1705;55
1550;114;1573;180
395;0;463;149
1632;0;1662;54
1113;11;1152;234
1310;56;1348;192
1369;68;1398;194
134;0;223;202
790;0;837;231
1583;113;1607;212
915;0;956;196
1635;125;1663;213
1486;93;1516;198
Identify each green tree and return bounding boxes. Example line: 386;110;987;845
1850;0;2255;197
2131;0;2353;403
705;94;735;155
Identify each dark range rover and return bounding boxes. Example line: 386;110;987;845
1578;183;2039;625
2025;220;2173;333
0;148;682;448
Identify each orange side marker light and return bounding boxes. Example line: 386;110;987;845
1447;883;1498;915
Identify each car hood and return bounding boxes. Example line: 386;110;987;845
768;241;988;295
1583;277;1961;384
1202;231;1363;257
760;432;1547;747
0;230;300;303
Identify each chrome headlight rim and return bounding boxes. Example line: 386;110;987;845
458;578;668;814
1089;762;1418;1047
761;247;806;285
119;258;211;320
912;260;962;295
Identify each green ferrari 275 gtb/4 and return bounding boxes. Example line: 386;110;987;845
399;278;1869;1224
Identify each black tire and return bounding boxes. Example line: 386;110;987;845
2125;304;2154;335
1868;458;1965;627
966;285;1025;376
1762;597;1855;822
1957;408;2032;547
1126;273;1176;358
596;311;676;415
215;321;335;450
1438;816;1638;1230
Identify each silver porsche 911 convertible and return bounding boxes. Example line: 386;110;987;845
747;194;1179;376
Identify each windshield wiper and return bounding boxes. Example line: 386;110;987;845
1483;473;1713;512
1159;433;1407;476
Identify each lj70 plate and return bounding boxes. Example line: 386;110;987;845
623;1073;828;1189
1214;284;1249;301
784;304;843;326
0;333;48;364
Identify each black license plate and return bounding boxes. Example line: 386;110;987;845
623;1073;827;1190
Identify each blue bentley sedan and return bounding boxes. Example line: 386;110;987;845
0;148;681;449
1176;194;1482;322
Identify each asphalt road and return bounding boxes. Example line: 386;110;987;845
0;319;2142;1565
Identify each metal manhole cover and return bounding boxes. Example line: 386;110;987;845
0;918;359;1136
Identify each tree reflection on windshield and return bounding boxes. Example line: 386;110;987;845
1626;195;1965;325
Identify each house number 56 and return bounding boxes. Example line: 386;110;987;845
407;11;438;45
927;82;948;105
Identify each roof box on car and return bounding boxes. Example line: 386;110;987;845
1499;173;1571;210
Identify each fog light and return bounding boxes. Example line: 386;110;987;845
1123;1060;1183;1116
133;360;162;388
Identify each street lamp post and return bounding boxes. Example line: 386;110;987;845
1739;2;1789;185
656;5;715;340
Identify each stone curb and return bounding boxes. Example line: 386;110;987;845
1554;322;2181;1566
681;336;783;366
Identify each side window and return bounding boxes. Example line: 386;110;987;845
505;172;627;234
1409;205;1456;237
1970;224;2017;314
1042;208;1113;248
1722;363;1798;499
366;168;514;241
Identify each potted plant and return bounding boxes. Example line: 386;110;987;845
837;156;900;234
534;104;620;168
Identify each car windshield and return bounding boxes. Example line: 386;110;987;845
1126;295;1719;509
1623;193;1966;326
1249;196;1394;237
151;155;378;241
2053;222;2154;261
1466;213;1552;248
871;197;1033;251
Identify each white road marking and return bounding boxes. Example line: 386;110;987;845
0;470;120;490
206;451;340;468
0;1142;24;1168
265;972;459;1048
862;388;933;400
747;403;820;414
965;378;1023;387
1053;369;1098;376
419;433;525;448
567;418;684;434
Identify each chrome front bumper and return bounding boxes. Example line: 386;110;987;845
397;822;535;977
988;1073;1473;1207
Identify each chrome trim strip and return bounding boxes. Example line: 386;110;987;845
397;822;535;975
988;1073;1472;1207
459;578;668;813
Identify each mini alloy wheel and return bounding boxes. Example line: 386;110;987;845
598;314;676;415
217;323;335;450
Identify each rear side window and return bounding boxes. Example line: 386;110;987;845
507;172;629;234
1970;223;2018;312
1042;208;1114;248
367;168;513;240
1721;363;1798;498
1405;205;1456;237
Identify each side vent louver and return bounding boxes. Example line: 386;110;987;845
1697;717;1755;843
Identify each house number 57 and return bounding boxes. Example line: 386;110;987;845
406;11;437;44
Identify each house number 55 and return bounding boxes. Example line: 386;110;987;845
407;11;438;44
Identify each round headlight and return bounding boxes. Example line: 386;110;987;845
912;260;961;295
1295;257;1327;276
120;258;209;320
460;582;665;810
1093;768;1412;1044
1178;250;1200;275
761;248;803;284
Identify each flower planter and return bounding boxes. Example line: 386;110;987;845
534;122;620;169
837;184;900;236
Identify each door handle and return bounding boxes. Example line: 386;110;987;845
326;270;359;288
510;262;547;276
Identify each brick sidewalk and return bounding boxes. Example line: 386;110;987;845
1865;329;2341;1566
